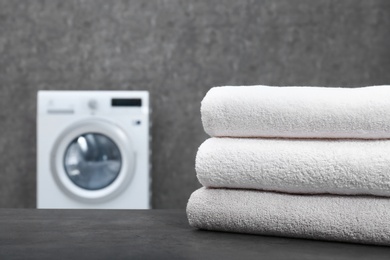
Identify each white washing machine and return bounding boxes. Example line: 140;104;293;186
37;91;150;209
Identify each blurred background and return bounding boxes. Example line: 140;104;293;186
0;0;389;208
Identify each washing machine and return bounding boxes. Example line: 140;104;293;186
37;91;150;209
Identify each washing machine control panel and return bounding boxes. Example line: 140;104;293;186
38;91;149;116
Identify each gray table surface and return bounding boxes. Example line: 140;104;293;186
0;209;389;259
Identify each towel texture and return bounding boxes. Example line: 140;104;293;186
201;85;390;138
187;188;390;245
196;138;390;197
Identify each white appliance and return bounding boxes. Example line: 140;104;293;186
37;91;150;209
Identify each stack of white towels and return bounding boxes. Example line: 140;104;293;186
187;85;390;246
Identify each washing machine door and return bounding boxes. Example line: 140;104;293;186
51;119;135;202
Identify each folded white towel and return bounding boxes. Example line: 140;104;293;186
196;138;390;197
201;85;390;138
187;188;390;245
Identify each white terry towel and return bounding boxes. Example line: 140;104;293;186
187;188;390;245
201;85;390;138
196;138;390;197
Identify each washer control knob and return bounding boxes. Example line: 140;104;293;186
88;99;98;110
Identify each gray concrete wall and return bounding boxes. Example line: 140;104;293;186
0;0;389;208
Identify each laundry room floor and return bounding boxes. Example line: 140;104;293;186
0;209;389;259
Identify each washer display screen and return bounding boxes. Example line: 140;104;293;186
63;133;122;190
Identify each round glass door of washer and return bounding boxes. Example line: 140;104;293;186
64;133;122;190
51;119;135;202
